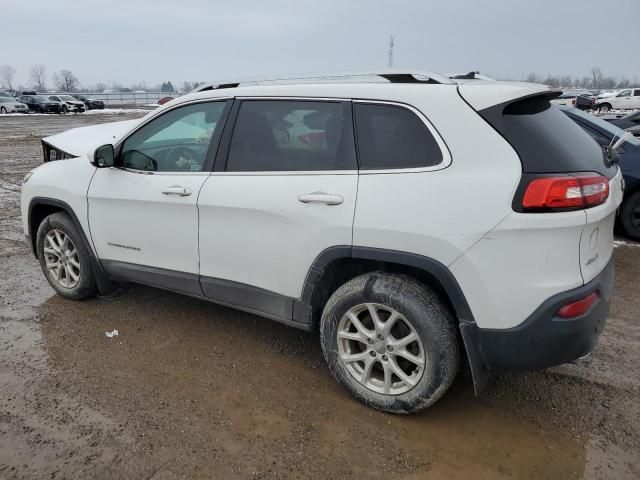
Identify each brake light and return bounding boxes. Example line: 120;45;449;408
522;174;609;210
557;292;599;319
572;98;576;105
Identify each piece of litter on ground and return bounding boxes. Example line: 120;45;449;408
105;329;119;338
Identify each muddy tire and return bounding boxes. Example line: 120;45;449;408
320;272;459;414
36;212;98;300
620;191;640;241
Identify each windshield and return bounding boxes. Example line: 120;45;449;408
33;95;51;101
59;95;76;101
566;107;640;147
0;97;13;103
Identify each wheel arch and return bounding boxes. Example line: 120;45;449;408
301;246;475;328
28;197;117;295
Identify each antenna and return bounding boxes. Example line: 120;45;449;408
388;34;395;68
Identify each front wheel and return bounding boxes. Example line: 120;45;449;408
36;212;98;300
61;105;68;114
0;107;6;114
320;272;460;414
620;192;640;241
598;103;612;113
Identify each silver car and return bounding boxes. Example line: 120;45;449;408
0;96;28;113
48;94;86;113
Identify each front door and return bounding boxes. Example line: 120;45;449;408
87;99;230;295
198;99;358;321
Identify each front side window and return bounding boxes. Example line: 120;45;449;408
617;90;631;97
354;103;443;169
121;101;227;172
226;100;356;171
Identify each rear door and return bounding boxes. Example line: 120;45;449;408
197;98;358;320
87;99;231;295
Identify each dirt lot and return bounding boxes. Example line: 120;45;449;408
1;113;639;479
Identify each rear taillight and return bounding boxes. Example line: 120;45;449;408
572;98;576;105
557;292;599;319
522;173;609;211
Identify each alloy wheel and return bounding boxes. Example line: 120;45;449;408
43;229;81;288
337;303;425;395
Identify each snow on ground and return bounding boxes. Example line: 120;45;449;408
1;108;153;117
614;239;640;248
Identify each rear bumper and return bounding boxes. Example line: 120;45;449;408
461;256;613;376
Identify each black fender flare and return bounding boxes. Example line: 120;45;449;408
299;245;489;393
27;197;118;295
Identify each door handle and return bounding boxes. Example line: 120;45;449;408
297;192;344;205
162;186;192;196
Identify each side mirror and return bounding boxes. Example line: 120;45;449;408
93;144;115;168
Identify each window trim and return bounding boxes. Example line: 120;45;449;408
352;99;452;174
217;96;358;175
113;98;233;175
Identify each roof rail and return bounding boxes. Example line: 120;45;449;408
191;69;455;93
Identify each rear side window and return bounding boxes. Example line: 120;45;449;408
354;103;443;170
479;96;616;179
226;100;356;171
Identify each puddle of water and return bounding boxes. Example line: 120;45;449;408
31;286;592;479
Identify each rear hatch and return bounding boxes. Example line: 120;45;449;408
459;82;623;284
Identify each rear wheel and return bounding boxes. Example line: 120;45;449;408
36;212;98;300
598;103;612;113
320;272;459;414
620;191;640;241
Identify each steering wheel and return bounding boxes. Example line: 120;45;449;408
167;145;201;171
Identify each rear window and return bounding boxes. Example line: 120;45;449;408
479;96;616;179
354;103;442;169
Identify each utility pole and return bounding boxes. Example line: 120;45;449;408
388;34;395;68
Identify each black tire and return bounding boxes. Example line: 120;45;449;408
61;105;68;114
620;191;640;241
320;272;460;414
0;107;6;114
598;103;612;113
36;212;98;300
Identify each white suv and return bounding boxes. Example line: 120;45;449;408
595;88;640;112
21;71;624;413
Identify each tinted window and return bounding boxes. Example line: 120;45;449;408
634;90;640;96
354;103;443;169
121;101;227;172
480;98;616;179
226;100;356;171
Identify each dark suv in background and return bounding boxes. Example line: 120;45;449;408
71;94;105;110
19;95;61;113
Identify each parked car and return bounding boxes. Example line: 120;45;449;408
0;96;29;113
604;110;640;131
550;92;594;111
626;124;640;138
595;88;640;112
158;96;175;105
562;106;640;239
21;70;623;414
18;95;61;113
71;94;105;110
48;94;85;113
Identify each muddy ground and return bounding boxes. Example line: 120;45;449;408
0;113;639;479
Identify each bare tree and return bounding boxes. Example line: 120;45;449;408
0;65;16;90
52;70;79;92
590;66;603;89
30;64;47;91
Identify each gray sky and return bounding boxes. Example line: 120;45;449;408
2;0;639;89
